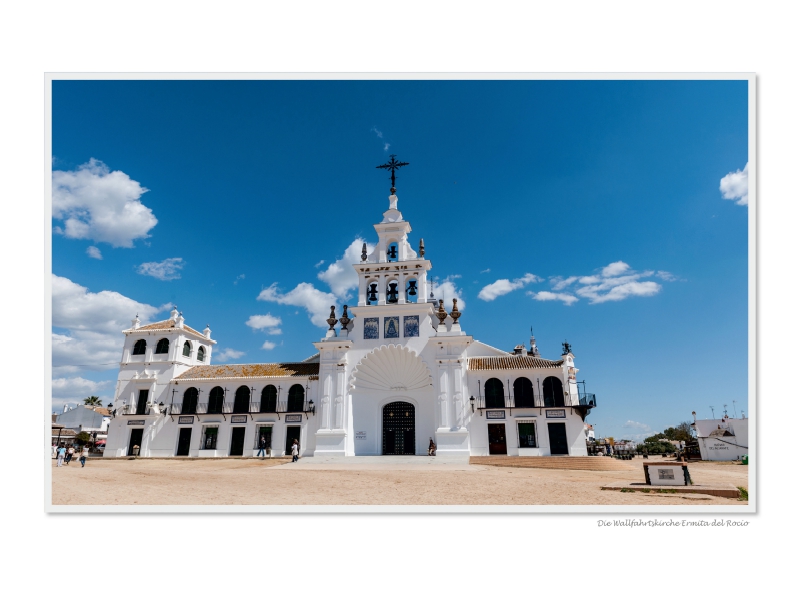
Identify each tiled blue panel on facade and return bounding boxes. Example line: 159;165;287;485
364;317;379;339
404;315;419;337
384;316;400;338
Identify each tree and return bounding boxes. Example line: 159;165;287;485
663;422;695;443
75;431;92;445
644;432;665;443
83;396;101;407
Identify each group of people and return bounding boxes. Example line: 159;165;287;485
256;435;300;462
54;444;90;467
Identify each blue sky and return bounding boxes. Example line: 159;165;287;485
51;79;749;441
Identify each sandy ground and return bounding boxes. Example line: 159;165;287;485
51;455;748;507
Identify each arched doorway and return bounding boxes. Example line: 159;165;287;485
382;401;415;455
543;377;565;407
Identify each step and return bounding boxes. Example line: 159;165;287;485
469;456;637;471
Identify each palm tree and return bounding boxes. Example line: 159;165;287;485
83;396;101;407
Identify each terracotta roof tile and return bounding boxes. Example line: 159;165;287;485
173;362;320;381
133;319;207;338
467;356;563;370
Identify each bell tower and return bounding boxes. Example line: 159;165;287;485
355;157;432;308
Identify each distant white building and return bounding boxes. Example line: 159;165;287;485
103;171;599;459
56;405;111;436
693;417;748;461
584;423;595;441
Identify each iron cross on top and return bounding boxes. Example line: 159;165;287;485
376;154;409;194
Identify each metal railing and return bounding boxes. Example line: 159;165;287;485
473;392;597;412
170;399;314;417
120;405;151;415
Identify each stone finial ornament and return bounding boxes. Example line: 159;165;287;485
436;299;448;326
449;298;461;324
361;243;368;262
419;238;425;257
327;306;337;331
339;305;351;331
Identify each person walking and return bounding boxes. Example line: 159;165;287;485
79;445;89;467
257;435;267;458
66;445;75;465
56;445;66;467
291;439;299;463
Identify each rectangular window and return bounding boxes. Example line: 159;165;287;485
403;315;419;337
201;426;219;450
518;422;537;448
364;317;379;339
254;425;273;449
136;389;149;415
384;316;399;338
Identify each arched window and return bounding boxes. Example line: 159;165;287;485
132;339;146;355
208;386;224;414
387;242;399;262
183;387;198;414
287;384;305;413
405;278;418;303
233;385;250;413
155;338;169;354
260;385;277;413
366;281;379;305
543;376;565;407
513;377;535;408
183;341;192;357
197;346;206;362
386;279;400;304
484;378;505;409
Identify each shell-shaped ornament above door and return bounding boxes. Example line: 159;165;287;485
349;344;432;392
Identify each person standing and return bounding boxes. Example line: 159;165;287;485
79;445;89;467
257;435;267;458
56;445;66;467
66;445;75;465
291;439;299;463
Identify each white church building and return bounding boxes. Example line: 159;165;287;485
104;168;598;459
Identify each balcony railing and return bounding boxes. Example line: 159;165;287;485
120;405;151;415
472;392;597;413
169;399;315;419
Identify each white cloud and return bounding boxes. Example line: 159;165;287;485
258;282;338;328
431;276;466;310
314;260;325;268
601;261;630;277
52;158;158;247
137;258;184;281
52;376;113;408
261;341;277;350
384;143;390;151
478;273;540;301
234;274;245;285
52;275;164;374
656;270;677;281
86;246;102;260
536;261;673;305
720;162;749;205
550;276;579;290
371;127;383;139
480;268;491;274
246;314;282;336
578;280;661;304
214;348;245;362
528;290;579;306
317;238;374;299
623;420;651;431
